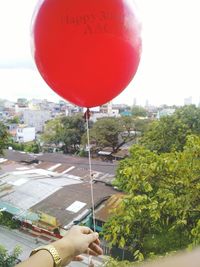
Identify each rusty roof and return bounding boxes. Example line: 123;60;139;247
95;193;125;222
111;149;130;159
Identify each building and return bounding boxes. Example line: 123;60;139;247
94;193;125;231
31;181;117;229
0;151;118;235
22;110;51;132
16;126;36;143
157;108;176;119
17;98;28;107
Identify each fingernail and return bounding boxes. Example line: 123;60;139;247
94;232;99;238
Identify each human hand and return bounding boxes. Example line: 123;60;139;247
54;226;103;266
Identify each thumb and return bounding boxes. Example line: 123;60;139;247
86;232;99;244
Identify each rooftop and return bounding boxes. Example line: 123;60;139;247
1;172;82;210
31;181;118;227
3;150;118;175
0;150;119;228
95;193;125;222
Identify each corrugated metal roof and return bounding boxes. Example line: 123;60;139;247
95;193;125;222
0;201;39;221
0;200;20;215
31;182;118;227
2;176;81;210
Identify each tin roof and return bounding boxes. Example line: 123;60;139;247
31;182;118;227
95;193;125;222
0;200;39;221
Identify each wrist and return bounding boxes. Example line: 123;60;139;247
53;239;74;266
30;245;62;267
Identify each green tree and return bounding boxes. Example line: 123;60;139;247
141;116;189;153
141;105;200;153
87;117;141;153
6;116;20;124
60;115;85;153
131;106;147;118
103;135;200;259
41;117;63;146
174;105;200;134
42;115;86;153
102;257;134;266
88;117;119;151
0;122;10;155
24;142;40;154
0;245;22;267
7;141;24;152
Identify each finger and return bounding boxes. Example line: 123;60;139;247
79;226;93;235
89;242;103;255
86;232;99;244
93;237;100;245
73;255;84;261
86;248;99;257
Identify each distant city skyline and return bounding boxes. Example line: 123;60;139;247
1;95;199;108
0;0;200;107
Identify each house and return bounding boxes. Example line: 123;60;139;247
16;125;36;143
22;109;51;132
157;108;176;119
0;150;119;235
98;147;130;161
94;193;125;231
31;181;118;229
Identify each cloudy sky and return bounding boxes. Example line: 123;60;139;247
0;0;200;106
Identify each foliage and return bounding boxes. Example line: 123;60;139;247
6;116;20;124
60;115;85;153
85;117;144;153
8;141;25;151
0;245;22;267
141;105;200;153
23;142;40;153
131;106;147;118
190;219;200;248
102;257;134;266
132;118;151;136
7;141;40;154
88;117;120;151
103;135;200;259
41;114;86;153
175;105;200;134
0;212;20;229
41;117;63;145
141;116;189;153
0;122;10;155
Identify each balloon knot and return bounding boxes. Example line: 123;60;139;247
83;108;91;122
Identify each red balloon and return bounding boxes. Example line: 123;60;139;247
32;0;142;108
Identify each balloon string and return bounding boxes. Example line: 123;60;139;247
86;110;96;232
85;109;96;267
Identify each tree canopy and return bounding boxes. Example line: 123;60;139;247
141;116;189;153
103;135;200;259
42;114;85;153
131;106;147;118
141;105;200;153
0;245;22;267
86;117;146;153
0;122;9;155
